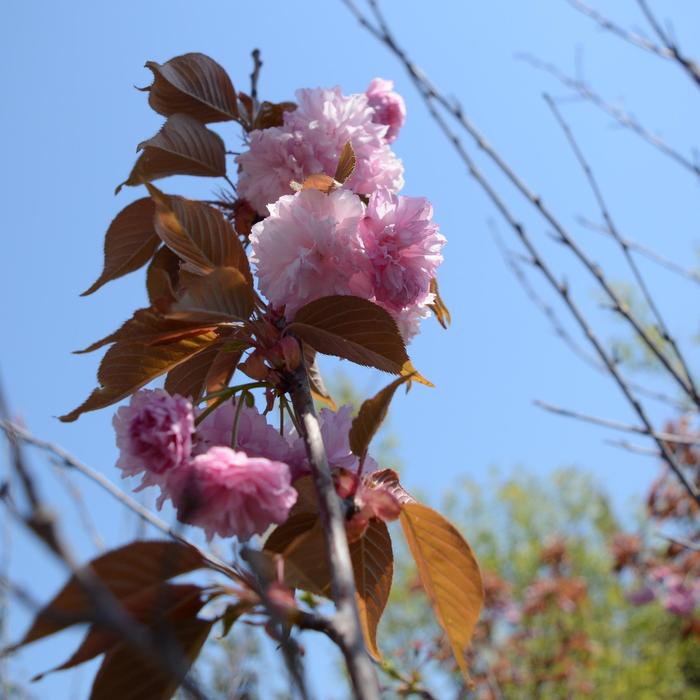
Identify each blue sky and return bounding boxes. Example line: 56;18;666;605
3;1;700;697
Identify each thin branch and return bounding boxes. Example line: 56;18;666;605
534;399;700;445
605;438;662;457
578;216;700;287
342;0;700;506
0;419;242;584
519;54;700;180
287;363;381;700
543;93;699;399
636;0;700;88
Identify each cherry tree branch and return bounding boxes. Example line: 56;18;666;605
286;362;381;700
341;0;700;507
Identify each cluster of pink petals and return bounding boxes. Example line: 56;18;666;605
170;447;297;541
366;78;406;143
113;389;194;489
237;86;404;216
249;189;371;318
250;187;445;339
114;390;297;541
627;565;700;617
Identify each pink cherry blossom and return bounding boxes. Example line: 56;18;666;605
170;446;297;541
196;398;291;464
360;189;445;313
287;405;379;478
249;188;371;318
113;389;194;489
236;86;404;216
626;586;655;606
366;78;406;143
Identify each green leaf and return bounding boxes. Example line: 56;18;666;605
117;114;226;193
60;331;219;422
82;198;159;296
349;374;413;461
147;185;251;281
287;295;428;381
144;53;238;123
399;503;484;683
9;541;208;649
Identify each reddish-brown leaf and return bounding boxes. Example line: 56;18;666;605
349;374;413;461
169;267;255;323
117;114;226;193
252;101;296;130
399;503;484;683
266;516;393;659
287;296;427;380
75;309;217;355
164;333;243;402
60;331;219;422
303;345;336;410
352;519;393;661
11;541;208;649
301;173;336;193
146;246;181;308
33;584;206;680
148;185;251;281
334;142;356;184
82;199;159;296
428;277;451;329
144;53;238;123
88;614;213;700
367;469;416;505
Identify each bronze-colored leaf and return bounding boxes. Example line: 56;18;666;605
287;296;426;380
169;267;255;323
334;142;356;184
82;199;159;296
352;519;393;661
349;374;413;461
428;277;451;329
148;185;251;281
303;345;336;410
10;541;207;649
117;114;226;193
300;173;336;193
75;309;217;355
367;468;416;505
266;516;393;660
264;512;318;555
252;101;296;130
399;503;484;682
164;332;243;402
60;331;219;422
33;584;206;681
89;614;213;700
146;246;181;308
144;53;238;123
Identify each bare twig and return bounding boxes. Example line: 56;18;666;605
0;419;242;584
342;0;700;506
543;93;699;398
605;438;662;458
519;54;700;180
250;49;263;114
578;216;700;287
534;399;700;445
287;363;381;700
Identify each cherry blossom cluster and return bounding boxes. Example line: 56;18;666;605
113;389;390;541
240;80;445;340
